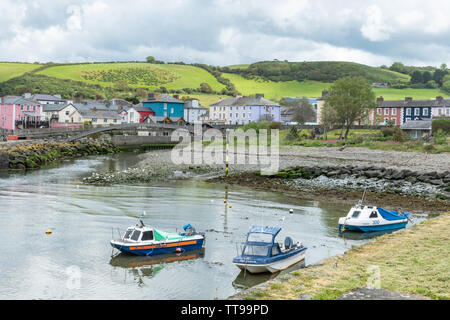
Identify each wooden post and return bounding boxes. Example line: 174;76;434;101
225;130;229;177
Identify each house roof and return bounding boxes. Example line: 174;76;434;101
144;94;184;104
400;120;432;130
43;104;70;112
1;96;40;105
76;109;122;119
379;99;450;108
211;96;279;107
30;94;65;102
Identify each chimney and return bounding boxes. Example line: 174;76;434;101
255;94;264;99
148;92;155;100
436;96;443;102
377;96;384;103
173;95;179;100
405;97;413;102
321;89;329;98
24;93;31;99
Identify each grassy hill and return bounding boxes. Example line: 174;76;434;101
0;60;449;107
37;62;225;91
0;62;42;82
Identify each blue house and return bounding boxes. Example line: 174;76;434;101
142;93;185;118
402;98;432;123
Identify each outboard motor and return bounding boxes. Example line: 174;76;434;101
183;223;196;235
284;236;293;250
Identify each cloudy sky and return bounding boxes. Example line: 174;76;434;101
0;0;449;67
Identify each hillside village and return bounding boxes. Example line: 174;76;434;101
1;89;450;140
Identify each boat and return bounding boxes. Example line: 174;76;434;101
110;220;205;256
232;226;307;274
338;205;410;232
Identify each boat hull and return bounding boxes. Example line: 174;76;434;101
233;248;306;274
339;221;407;232
111;237;204;256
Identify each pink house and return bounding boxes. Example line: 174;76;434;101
0;96;43;131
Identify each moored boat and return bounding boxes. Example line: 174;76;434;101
232;226;307;274
338;205;410;233
111;220;205;256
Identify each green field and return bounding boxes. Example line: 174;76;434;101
222;73;330;100
37;63;225;91
373;88;450;100
0;62;42;82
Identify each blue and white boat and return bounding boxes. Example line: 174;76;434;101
338;205;410;233
111;220;205;256
233;226;307;274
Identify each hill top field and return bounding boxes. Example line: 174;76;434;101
0;62;42;82
0;60;449;106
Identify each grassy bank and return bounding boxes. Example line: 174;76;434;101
235;213;450;300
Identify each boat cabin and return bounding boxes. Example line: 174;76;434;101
123;226;155;242
241;226;296;258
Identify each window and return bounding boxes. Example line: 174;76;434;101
124;229;133;239
230;107;233;111
392;108;397;115
130;230;141;241
92;118;97;123
352;211;361;218
446;108;450;115
423;108;428;116
406;108;411;116
243;245;269;256
236;113;238;118
271;246;280;256
113;119;117;123
384;108;389;115
414;108;420;116
103;118;107;123
66;111;69;116
384;117;389;123
170;108;174;113
163;111;167;116
438;109;443;115
247;233;273;243
230;113;232;117
369;211;378;218
141;231;154;241
377;108;381;115
164;103;167;109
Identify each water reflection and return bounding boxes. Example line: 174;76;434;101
110;249;205;287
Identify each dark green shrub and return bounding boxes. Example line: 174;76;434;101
432;119;450;134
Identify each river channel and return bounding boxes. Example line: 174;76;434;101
0;152;425;299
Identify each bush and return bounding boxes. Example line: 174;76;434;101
433;129;447;145
393;127;408;142
381;127;397;137
269;122;282;130
432;118;450;134
285;127;299;141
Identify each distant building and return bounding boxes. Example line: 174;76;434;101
371;83;389;89
69;109;121;126
400;120;432;139
142;93;185;118
26;93;66;105
0;96;43;130
184;100;207;123
209;94;280;125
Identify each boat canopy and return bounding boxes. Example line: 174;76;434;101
249;226;281;236
378;208;409;221
153;228;186;241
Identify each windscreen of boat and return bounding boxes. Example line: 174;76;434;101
130;230;141;241
247;233;273;243
124;229;133;239
351;211;361;218
243;245;269;257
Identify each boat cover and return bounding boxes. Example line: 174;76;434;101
153;228;186;241
378;208;408;221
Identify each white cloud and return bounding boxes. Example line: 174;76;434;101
360;5;391;42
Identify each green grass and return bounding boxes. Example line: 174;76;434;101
178;93;226;108
222;73;330;100
0;62;42;82
226;64;250;70
373;88;450;100
37;62;225;91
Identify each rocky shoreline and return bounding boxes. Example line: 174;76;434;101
0;140;118;170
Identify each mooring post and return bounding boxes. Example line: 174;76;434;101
225;129;229;177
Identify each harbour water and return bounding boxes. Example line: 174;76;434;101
0;152;422;299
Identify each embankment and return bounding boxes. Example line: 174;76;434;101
228;213;450;300
0;140;118;170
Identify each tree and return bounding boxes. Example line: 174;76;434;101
325;77;376;140
199;82;213;93
320;101;339;139
422;71;432;83
389;62;406;74
433;69;448;86
281;97;317;124
146;56;155;63
411;70;423;84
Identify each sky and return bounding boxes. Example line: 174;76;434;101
0;0;449;67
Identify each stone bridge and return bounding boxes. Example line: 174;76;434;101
66;123;196;142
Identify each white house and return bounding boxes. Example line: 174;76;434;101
209;94;281;125
25;93;67;105
184;100;207;123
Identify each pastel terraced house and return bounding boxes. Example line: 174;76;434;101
0;96;43;130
